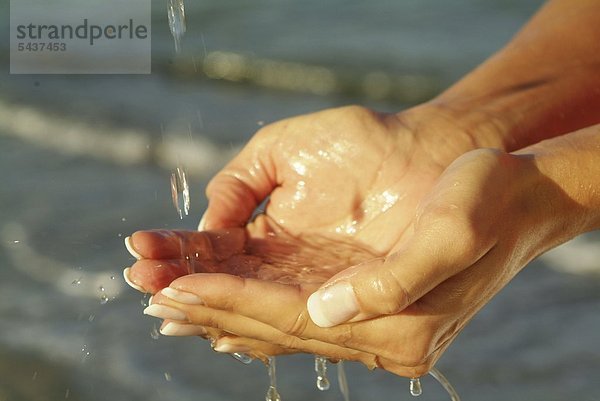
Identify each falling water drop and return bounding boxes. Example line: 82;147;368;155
164;372;172;381
265;357;282;401
71;278;81;286
167;0;186;53
170;167;190;219
141;293;149;307
150;324;160;340
409;378;422;397
337;361;351;401
314;356;330;391
100;294;109;305
81;345;91;362
230;352;254;364
110;275;115;280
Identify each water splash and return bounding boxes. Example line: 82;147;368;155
167;0;186;53
81;344;91;362
265;357;282;401
99;285;109;304
141;293;149;307
409;378;422;397
170;166;190;219
314;356;330;391
150;324;160;340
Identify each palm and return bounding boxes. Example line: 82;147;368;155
129;106;460;291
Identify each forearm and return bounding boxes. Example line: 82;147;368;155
431;0;600;152
516;125;600;246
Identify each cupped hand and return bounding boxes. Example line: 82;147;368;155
124;104;493;375
137;147;581;377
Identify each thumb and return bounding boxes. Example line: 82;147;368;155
198;130;277;231
307;218;493;327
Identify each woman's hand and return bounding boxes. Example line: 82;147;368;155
124;104;493;373
137;127;600;376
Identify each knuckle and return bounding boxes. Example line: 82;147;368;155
283;311;310;338
361;269;409;315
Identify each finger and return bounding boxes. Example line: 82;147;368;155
150;285;433;377
202;129;278;230
149;286;384;370
212;336;295;359
162;272;473;371
125;229;245;260
127;258;219;294
306;210;496;327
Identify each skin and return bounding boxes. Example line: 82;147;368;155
125;0;600;378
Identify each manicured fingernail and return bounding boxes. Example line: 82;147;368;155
197;213;207;231
161;287;203;305
160;322;206;336
143;304;188;321
123;267;146;292
124;236;143;260
307;282;359;328
213;343;251;353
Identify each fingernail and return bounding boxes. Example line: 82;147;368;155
307;282;359;328
197;213;207;231
213;343;251;353
160;322;206;336
143;304;188;321
124;236;143;260
123;267;146;292
148;295;154;305
161;287;204;304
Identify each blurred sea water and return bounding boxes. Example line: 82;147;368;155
1;0;599;400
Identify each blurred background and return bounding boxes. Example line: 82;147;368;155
1;0;599;400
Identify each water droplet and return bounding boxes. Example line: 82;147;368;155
64;388;70;399
266;386;281;401
13;240;20;244
265;357;282;401
99;286;105;292
81;345;91;362
314;356;330;391
164;372;172;381
118;233;123;237
71;278;81;286
230;352;254;364
121;217;127;222
110;275;115;280
100;294;109;304
150;324;160;340
409;378;422;397
88;314;95;322
167;0;186;53
32;371;38;380
170;167;190;219
257;120;265;126
141;293;149;307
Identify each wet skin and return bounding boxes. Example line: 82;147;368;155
125;105;484;376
